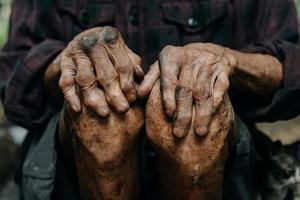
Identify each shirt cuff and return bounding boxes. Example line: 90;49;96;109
235;40;300;122
4;39;66;128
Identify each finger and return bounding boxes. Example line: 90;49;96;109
212;71;230;113
172;65;193;138
194;67;213;137
73;52;110;117
59;54;81;112
89;44;129;113
159;46;182;117
100;27;137;103
137;61;160;98
125;45;144;80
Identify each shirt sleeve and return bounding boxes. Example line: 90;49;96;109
0;0;66;128
234;0;300;122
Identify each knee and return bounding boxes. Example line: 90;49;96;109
145;80;235;166
62;103;144;168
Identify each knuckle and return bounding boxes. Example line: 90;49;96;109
175;86;192;102
66;40;77;51
77;56;92;66
107;90;120;101
193;84;210;101
116;59;133;72
60;60;74;70
75;72;95;86
159;45;177;60
99;76;118;88
59;76;73;89
205;53;218;64
162;45;176;52
86;94;101;107
216;77;230;90
121;81;135;92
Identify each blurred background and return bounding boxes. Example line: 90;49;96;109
1;0;300;199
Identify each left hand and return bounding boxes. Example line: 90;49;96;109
138;43;237;137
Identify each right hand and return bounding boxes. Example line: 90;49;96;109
58;26;144;117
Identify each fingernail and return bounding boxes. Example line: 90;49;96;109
97;108;110;117
118;102;130;113
137;88;146;98
195;127;208;136
127;93;137;103
173;127;186;138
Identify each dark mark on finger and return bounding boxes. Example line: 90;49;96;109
175;85;192;100
80;32;99;49
100;26;119;44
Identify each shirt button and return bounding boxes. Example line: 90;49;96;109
129;6;139;26
187;17;199;28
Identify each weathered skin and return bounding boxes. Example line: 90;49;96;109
45;26;284;200
47;26;145;200
45;26;144;117
60;103;144;200
146;82;235;200
139;43;283;137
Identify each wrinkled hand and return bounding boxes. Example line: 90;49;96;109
139;43;236;137
57;26;143;116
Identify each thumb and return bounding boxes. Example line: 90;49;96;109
137;61;160;98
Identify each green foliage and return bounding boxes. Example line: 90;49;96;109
296;0;300;18
0;0;11;47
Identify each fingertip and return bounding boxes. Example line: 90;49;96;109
173;127;186;138
195;127;208;137
126;91;137;103
162;92;176;117
137;86;150;98
116;101;130;113
97;107;110;118
163;100;175;117
137;77;157;98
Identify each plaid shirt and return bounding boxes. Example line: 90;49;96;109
1;0;300;128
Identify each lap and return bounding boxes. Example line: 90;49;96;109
18;105;264;200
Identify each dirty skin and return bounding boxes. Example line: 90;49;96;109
44;25;283;200
61;103;144;200
146;82;235;200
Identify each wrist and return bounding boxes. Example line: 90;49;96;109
223;47;238;76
